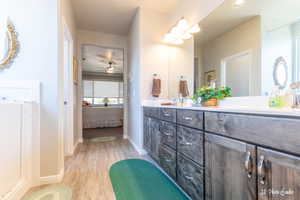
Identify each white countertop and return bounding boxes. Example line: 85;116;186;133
143;104;300;117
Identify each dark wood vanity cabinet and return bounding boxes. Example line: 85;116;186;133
144;107;300;200
205;134;257;200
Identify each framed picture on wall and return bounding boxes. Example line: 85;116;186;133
204;70;216;86
73;56;78;84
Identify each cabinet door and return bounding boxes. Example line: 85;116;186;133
205;134;256;200
150;118;161;161
257;148;300;200
159;144;176;179
159;121;176;149
177;125;203;165
143;117;152;153
177;154;204;200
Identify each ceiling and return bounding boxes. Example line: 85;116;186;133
195;0;300;45
72;0;179;35
82;44;124;73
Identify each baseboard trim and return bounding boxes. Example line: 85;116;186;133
2;179;30;200
39;168;64;186
128;137;147;155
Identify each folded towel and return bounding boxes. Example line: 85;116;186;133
152;78;161;97
179;80;189;97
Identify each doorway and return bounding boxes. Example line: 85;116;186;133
81;45;125;141
221;51;252;97
62;18;74;156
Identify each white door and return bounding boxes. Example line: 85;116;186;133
63;20;74;156
221;51;252;97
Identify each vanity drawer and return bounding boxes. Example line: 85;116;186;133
205;112;300;155
177;125;203;165
159;121;176;149
144;107;159;118
177;109;203;130
160;108;176;123
177;154;204;200
158;144;176;180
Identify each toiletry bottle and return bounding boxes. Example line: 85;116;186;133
269;86;283;108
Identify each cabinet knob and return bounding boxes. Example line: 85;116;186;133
244;151;253;179
258;155;266;185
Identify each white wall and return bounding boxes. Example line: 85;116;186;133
0;0;60;176
77;30;128;139
128;9;142;151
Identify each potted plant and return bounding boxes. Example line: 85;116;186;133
193;86;232;107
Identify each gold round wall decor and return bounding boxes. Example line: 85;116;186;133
0;21;19;69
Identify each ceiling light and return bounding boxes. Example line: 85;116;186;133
182;33;192;40
188;24;201;33
234;0;245;6
177;18;189;31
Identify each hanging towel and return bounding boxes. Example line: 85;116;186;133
152;78;161;97
179;80;189;97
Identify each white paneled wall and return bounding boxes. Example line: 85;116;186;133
0;102;33;200
0;81;40;200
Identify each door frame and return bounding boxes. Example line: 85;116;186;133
62;17;74;156
221;50;253;95
80;44;127;139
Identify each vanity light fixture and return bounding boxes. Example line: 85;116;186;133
163;18;201;45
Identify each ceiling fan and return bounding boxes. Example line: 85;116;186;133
96;54;117;73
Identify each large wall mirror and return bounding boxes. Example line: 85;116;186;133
191;0;300;97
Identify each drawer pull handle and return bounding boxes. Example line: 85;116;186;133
163;113;171;117
244;151;253;179
258;155;266;185
184;175;194;181
162;131;173;136
179;141;193;146
183;116;193;121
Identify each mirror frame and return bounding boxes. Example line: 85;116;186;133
0;22;19;69
273;57;288;89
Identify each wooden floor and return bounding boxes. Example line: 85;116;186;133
25;128;145;200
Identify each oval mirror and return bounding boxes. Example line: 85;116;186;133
0;21;18;69
0;28;9;61
273;57;288;89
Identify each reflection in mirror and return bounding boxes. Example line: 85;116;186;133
193;0;300;97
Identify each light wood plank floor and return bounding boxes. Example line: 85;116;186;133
25;128;145;200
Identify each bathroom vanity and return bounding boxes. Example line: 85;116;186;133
143;105;300;200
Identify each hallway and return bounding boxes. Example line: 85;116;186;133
26;130;144;200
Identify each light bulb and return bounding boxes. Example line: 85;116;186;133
182;33;192;40
177;18;189;31
234;0;245;6
188;24;201;33
171;27;184;38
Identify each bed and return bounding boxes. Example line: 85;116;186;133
83;106;123;129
